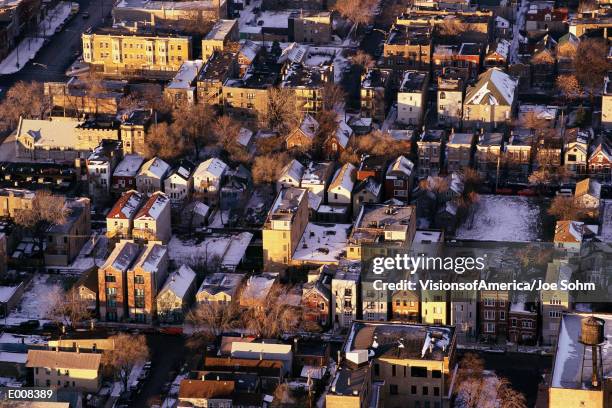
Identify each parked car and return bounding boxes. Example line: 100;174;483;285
19;320;40;330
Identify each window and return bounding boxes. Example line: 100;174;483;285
423;386;428;396
432;370;441;378
134;275;145;284
549;310;562;318
484;310;495;320
390;384;398;395
484;298;495;307
392;364;396;376
411;366;427;377
393;179;404;187
434;386;440;396
511;318;517;327
499;311;506;320
374;363;380;376
134;288;145;308
411;385;417;394
105;275;116;282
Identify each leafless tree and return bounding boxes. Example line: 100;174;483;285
13;191;68;259
145;122;185;161
214;115;242;151
357;130;410;158
186;300;239;342
173;103;216;159
271;383;296;407
252;153;290;188
335;0;375;37
574;38;610;100
351;50;374;70
47;287;90;328
102;334;149;393
438;18;470;36
556;74;583;102
321;83;346;112
265;88;303;135
531;50;555;65
498;379;527;408
240;285;301;338
548;195;589;220
0;81;46;131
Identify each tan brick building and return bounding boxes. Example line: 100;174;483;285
126;243;169;323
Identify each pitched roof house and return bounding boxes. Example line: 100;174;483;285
106;190;145;240
286;114;319;150
463;68;517;129
136;157;170;195
133;192;172;243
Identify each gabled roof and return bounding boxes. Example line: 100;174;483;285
332;120;353;149
101;240;141;271
279;159;304;182
354;177;381;196
26;349;101;371
133;242;167;274
554;220;585;243
194;158;228;179
114;154;144;177
465;68;517;106
167;159;195;182
329;163;356;192
296;114;319;140
107;190;144;220
386;156;414;178
138;157;170;179
575;178;601;199
135;192;169;220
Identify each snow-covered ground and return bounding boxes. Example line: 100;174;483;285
5;274;63;326
0;2;72;75
455;195;542;242
509;0;528;64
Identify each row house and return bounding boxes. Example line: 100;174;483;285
475;132;504;182
432;43;482;81
382;25;432;74
156;264;197;323
504;132;534;181
120;109;153;156
136;157;170;196
602;73;612;130
397;71;429;126
163;60;205;107
106;190;145;240
196;51;238;106
99;240;169;323
277;159;304;191
360;68;393;124
508;299;538;344
484;39;511;68
281;62;332;114
417;129;445;178
196;272;244;304
301;161;334;202
111;154;145;195
588;135;612;182
237;41;263;77
564;128;590;178
132;192;172;244
480;290;509;341
446;132;475;173
44;198;92;267
82;26;192;79
330;265;360;329
301;268;332;328
223;71;277;119
201;19;239;60
352;177;382;216
75;117;120;151
437;70;465;127
86;140;123;205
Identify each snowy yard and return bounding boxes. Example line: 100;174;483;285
455;195;543;242
5;274;63;326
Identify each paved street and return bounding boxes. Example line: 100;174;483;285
0;0;113;89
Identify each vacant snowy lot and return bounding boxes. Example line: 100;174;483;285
455;195;542;242
5;274;63;326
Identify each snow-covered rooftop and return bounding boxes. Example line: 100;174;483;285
139;157;170;179
292;223;350;263
135;192;169;220
329;163;356;192
108;190;143;219
160;265;196;299
114;154;145;177
17;118;81;150
194;157;228;180
166;60;204;90
465;68;517;106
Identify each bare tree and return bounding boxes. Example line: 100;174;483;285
173;103;216;159
335;0;375;37
47;287;90;328
265;88;303;135
13;191;68;259
574;38;610;101
102;334;149;392
0;81;46;131
186;300;239;342
214;115;241;151
252;153;290;188
556;74;583;102
498;379;527;408
271;383;296;407
548;195;589;220
321;83;346;112
240;285;301;338
351;50;374;70
145;122;185;160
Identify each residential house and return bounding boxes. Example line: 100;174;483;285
277;159;305;191
164;60;205;106
74;268;98;312
327;321;457;408
463;68;518;130
193;158;228;207
82;26;192;79
237;40;263;77
16;117;83;161
239;274;277;309
505;132;534;181
331;264;360;329
301;270;332;328
126;242;169;323
437;70;465;127
164;159;195;207
508;298;538;344
484;39;511;68
292;11;333;44
385;156;415;202
564;129;589;177
324;120;353;160
136;157;170;196
327;163;356;207
196;51;238;106
475;132;504;182
285;114;319;151
196;272;244;304
382;25;432;73
106;190;144;240
397;71;429;126
223;71;278;119
603;74;612;130
178;379;235;408
111;154;145;195
356;156;389;183
98;240;141;321
120;109;153;156
300;161;334;201
201;19;238;60
351;177;382;216
44;198;92;267
281;63;331;114
588;136;612;182
132;192;172;244
220;165;252;211
262;187;309;270
360;68;392;123
27;350;101;392
86;140;123;205
525;6;568;35
540;258;573;346
480;291;509;341
75;117;121;151
348;204;416;260
575;178;601;215
446;132;474;173
417;129;446;177
391;289;420;322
